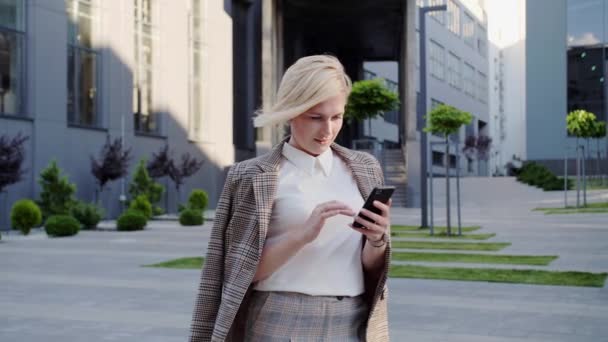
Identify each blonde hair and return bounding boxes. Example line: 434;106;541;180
253;55;352;127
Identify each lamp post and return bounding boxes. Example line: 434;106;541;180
419;4;446;228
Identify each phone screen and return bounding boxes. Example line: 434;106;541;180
352;186;395;228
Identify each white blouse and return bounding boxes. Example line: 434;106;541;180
254;143;365;296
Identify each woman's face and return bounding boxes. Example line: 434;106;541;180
289;93;346;156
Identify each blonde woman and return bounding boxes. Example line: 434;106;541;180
190;55;391;341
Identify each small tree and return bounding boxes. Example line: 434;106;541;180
129;159;164;215
425;104;472;235
90;136;131;202
168;153;204;203
147;145;171;179
566;110;598;206
345;78;400;139
38;160;77;219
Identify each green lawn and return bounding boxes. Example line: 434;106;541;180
392;225;481;233
392;252;557;265
392;240;510;251
144;257;204;269
562;177;608;190
389;265;607;287
534;202;608;214
391;231;495;240
145;257;605;287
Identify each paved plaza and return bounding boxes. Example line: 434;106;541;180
0;177;607;341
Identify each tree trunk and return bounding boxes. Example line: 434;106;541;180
445;136;451;236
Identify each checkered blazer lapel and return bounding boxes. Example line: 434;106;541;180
251;146;282;257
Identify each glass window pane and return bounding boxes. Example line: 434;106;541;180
463;12;475;47
567;0;604;47
79;51;96;125
0;0;24;31
0;30;23;115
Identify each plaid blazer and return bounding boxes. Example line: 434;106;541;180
189;139;391;342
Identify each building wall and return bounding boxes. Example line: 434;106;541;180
486;0;527;174
526;0;568;162
0;0;233;227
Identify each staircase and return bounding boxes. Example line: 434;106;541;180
382;149;408;207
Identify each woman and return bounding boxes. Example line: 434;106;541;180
190;55;391;341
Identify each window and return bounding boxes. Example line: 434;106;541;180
477;24;487;57
134;0;159;134
66;0;100;127
429;40;445;81
477;71;487;103
189;0;204;140
463;62;475;98
428;0;446;25
447;52;461;89
463;12;475;48
0;0;25;116
446;0;460;36
432;151;444;166
384;78;399;125
567;0;607;121
449;154;457;168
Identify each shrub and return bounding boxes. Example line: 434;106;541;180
129;159;164;210
188;189;209;211
152;206;164;216
10;199;42;235
179;209;204;226
129;195;152;219
45;215;80;237
117;210;147;231
71;202;104;230
516;162;569;191
38;160;76;219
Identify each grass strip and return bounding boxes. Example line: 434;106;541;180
392;252;557;265
389;265;607;287
534;202;608;214
144;257;204;269
147;257;606;287
392;240;510;251
392;225;481;233
391;231;495;240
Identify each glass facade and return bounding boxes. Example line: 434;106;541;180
66;0;99;127
134;0;159;134
0;0;25;116
567;0;607;122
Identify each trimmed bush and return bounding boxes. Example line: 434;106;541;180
117;210;147;231
179;209;204;226
10;199;42;235
516;162;571;191
45;215;80;237
188;189;209;211
152;206;164;216
71;202;104;230
129;195;152;219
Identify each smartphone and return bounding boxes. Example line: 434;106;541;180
353;186;395;228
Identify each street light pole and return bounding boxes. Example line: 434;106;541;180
419;4;446;228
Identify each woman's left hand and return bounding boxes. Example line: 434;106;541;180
350;199;392;242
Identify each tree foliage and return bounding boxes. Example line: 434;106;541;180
463;135;493;161
345;78;400;122
38;160;76;218
168;153;204;191
0;133;29;193
566;110;597;138
90;136;131;191
129;159;164;206
147;145;171;178
591;121;606;139
424;104;473;137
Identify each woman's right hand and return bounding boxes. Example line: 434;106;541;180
299;201;356;244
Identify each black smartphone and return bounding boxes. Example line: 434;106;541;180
352;186;395;228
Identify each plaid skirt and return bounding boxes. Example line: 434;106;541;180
244;291;368;341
